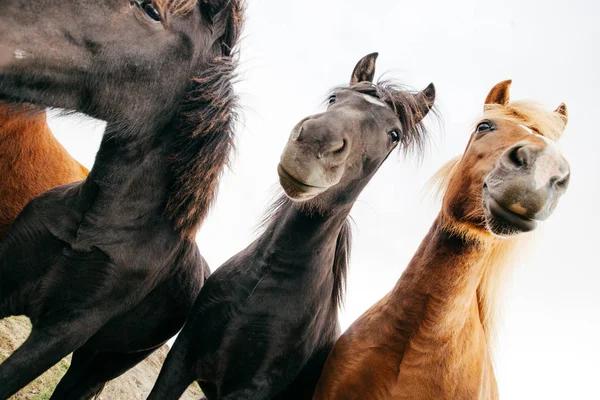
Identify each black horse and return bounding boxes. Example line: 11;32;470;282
0;0;244;398
148;53;436;400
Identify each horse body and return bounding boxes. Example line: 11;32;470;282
313;80;570;400
0;103;88;241
0;0;244;397
313;218;498;399
178;204;347;400
0;120;210;396
149;53;436;400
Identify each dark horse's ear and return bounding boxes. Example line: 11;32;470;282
485;79;512;108
199;0;231;20
412;83;436;121
350;53;379;85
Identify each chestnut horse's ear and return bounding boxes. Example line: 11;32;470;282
555;102;568;128
412;83;436;120
485;79;512;108
350;52;378;85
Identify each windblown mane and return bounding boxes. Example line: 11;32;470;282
164;0;245;238
260;195;352;310
484;100;566;140
165;57;238;238
427;99;563;348
332;80;436;157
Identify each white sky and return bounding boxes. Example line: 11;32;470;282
47;0;599;398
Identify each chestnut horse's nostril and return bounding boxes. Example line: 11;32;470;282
508;145;529;167
550;174;570;189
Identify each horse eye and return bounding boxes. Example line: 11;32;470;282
328;95;337;105
132;0;162;23
476;121;493;134
389;129;401;144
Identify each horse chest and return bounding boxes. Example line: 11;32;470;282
393;316;493;399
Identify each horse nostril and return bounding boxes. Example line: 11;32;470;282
550;174;569;189
332;139;347;155
508;145;532;168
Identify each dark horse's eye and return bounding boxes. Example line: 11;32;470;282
389;129;401;144
328;95;337;105
476;121;494;134
132;0;162;23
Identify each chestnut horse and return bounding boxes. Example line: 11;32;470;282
0;0;243;398
148;53;436;400
313;80;570;400
0;103;88;242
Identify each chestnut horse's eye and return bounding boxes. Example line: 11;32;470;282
132;0;162;23
328;95;337;105
476;121;494;134
389;129;401;144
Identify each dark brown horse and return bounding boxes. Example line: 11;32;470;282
313;80;571;400
0;1;244;398
148;53;436;400
0;103;88;242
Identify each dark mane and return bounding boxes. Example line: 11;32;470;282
165;56;238;238
164;0;245;238
331;80;436;158
260;194;352;310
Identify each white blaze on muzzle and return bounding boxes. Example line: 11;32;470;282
518;124;565;190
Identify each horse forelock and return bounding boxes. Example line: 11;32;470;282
483;100;566;141
332;80;435;159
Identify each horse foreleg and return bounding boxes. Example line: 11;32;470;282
147;336;197;400
0;320;98;399
50;346;159;400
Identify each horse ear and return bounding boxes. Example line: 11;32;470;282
555;102;568;128
350;52;378;85
412;83;436;121
485;79;512;108
200;0;230;18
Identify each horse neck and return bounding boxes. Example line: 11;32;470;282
80;58;237;237
79;120;174;224
260;199;351;265
252;196;355;314
390;214;493;339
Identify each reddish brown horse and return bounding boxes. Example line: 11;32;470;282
0;103;88;242
313;80;570;400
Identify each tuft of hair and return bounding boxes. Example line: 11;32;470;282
165;56;239;239
332;219;352;309
156;0;198;16
475;234;530;352
483;100;566;141
258;193;352;310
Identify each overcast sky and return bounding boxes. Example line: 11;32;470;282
47;0;599;398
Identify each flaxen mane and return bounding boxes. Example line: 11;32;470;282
428;99;565;348
164;0;245;238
